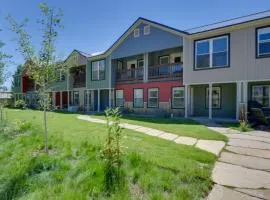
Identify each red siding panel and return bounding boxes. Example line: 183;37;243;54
116;81;183;102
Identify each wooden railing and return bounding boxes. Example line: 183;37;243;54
148;63;183;79
116;68;143;82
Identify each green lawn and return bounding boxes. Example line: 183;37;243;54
0;109;218;199
92;114;227;141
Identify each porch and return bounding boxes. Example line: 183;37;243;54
185;80;270;121
114;47;183;83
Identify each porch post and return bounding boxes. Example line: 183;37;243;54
209;83;212;119
87;90;90;112
109;89;112;108
143;53;148;83
91;90;95;111
98;89;100;112
52;92;56;108
243;81;248;120
67;90;70;109
236;82;241;120
185;85;189;118
60;91;63;109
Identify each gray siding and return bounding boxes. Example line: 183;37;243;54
184;21;270;85
193;83;236;118
112;23;183;59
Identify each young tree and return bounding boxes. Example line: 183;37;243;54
7;3;63;153
0;29;11;121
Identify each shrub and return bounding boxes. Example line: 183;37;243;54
14;99;26;109
239;120;249;132
102;107;124;194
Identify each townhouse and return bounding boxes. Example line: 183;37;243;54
13;11;270;120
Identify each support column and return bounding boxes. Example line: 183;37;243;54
109;89;112;108
87;90;89;112
185;85;189;118
97;89;100;112
236;82;241;120
52;92;56;108
60;91;63;109
91;90;94;111
209;83;212;119
143;53;148;83
67;90;70;109
243;81;248;120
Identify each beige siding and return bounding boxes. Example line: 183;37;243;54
184;22;270;85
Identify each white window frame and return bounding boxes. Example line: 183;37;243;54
134;28;140;38
91;60;105;81
172;87;185;109
206;87;221;109
73;91;79;106
159;55;170;65
252;85;270;107
144;25;150;35
115;90;124;107
133;89;144;108
195;35;229;69
148;88;159;108
257;27;270;57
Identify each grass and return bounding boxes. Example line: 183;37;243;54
0;109;218;199
218;121;254;132
92;114;227;141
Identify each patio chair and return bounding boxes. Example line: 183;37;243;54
250;108;270;125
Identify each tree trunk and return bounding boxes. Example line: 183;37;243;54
44;106;48;153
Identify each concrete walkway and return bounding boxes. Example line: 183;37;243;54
77;115;225;155
193;118;270;200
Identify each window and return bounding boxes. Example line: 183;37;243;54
195;35;229;69
252;85;269;107
206;87;221;109
172;87;185;108
134;89;144;108
148;88;159;108
144;25;150;35
73;91;79;106
134;28;140;38
257;27;270;58
91;60;105;80
159;55;170;65
116;90;124;107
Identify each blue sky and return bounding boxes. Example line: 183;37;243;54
0;0;270;89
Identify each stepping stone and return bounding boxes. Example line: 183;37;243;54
248;131;270;139
174;136;197;146
226;146;270;159
158;132;178;141
235;188;270;200
207;127;230;134
135;127;164;137
229;138;270;150
120;123;142;130
225;133;270;144
212;162;270;189
78;116;106;124
196;140;225;155
219;152;270;171
207;184;260;200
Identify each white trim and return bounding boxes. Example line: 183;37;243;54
172;87;185;108
184;85;189;118
209;83;213;119
184;79;270;86
134;28;140;38
257;27;270;57
159;55;170;64
148;88;159;108
143;25;150;35
91;60;105;81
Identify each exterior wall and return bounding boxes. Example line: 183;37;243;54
184;21;270;85
192;83;236;118
111;23;183;59
116;80;184;116
50;79;68;92
87;56;113;89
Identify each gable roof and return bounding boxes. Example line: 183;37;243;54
186;10;270;34
88;17;189;60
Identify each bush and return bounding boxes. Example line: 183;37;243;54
14;99;26;109
239;121;249;132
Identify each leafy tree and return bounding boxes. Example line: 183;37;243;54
11;64;23;93
7;3;64;153
0;29;11;121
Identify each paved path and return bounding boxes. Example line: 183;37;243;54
193;118;270;200
77;115;225;155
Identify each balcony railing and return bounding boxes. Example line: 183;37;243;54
148;63;183;79
116;68;143;82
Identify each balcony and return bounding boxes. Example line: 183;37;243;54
70;66;86;88
148;63;183;80
116;68;143;82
